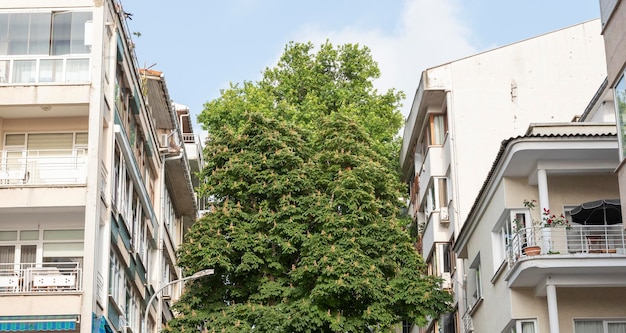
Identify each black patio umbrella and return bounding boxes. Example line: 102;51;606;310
570;199;622;225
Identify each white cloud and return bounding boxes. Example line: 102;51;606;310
290;0;477;118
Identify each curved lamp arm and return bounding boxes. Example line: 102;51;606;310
142;269;214;333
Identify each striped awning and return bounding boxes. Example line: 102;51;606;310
0;316;79;332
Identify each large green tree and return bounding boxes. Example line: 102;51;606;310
168;41;451;333
197;41;405;168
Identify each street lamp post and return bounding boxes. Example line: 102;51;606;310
142;268;214;333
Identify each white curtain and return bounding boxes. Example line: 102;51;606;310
575;321;603;333
0;246;15;265
12;60;35;83
608;323;626;333
521;322;535;333
19;245;36;265
65;58;89;82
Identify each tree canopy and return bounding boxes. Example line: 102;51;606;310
168;41;451;333
197;41;405;168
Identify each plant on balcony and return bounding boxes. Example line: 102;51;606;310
523;199;572;229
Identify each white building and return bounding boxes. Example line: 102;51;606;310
399;19;608;332
0;2;204;333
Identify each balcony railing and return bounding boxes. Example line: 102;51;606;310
0;262;82;293
0;149;87;186
0;56;90;84
508;225;626;265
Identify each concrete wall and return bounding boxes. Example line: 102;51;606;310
438;20;607;225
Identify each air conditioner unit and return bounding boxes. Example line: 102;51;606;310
439;207;450;223
162;285;172;300
441;272;452;289
159;133;170;148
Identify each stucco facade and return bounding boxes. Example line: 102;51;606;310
400;20;610;332
0;2;204;333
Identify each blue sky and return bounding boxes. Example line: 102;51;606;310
122;0;601;135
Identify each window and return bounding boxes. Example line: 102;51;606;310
574;319;626;333
429;114;447;145
510;320;537;333
3;132;88;184
109;250;126;312
0;229;83;270
51;12;92;55
417;113;448;161
615;75;626;159
495;210;530;266
468;255;482;307
0;11;91;84
424;177;448;217
401;320;412;333
0;12;92;56
442;312;457;333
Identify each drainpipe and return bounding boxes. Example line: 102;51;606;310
546;281;560;333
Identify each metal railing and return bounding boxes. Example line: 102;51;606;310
508;225;626;265
0;149;87;186
0;262;82;293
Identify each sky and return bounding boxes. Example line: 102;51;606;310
122;0;601;136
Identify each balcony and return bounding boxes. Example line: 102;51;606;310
0;56;89;85
505;225;626;290
0;262;82;294
182;132;204;178
0;149;87;186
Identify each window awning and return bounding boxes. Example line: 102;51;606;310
0;316;79;332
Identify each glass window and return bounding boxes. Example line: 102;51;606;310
0;231;17;241
12;60;36;83
19;230;39;241
65;58;89;82
615;75;626;159
510;320;537;333
430;114;447;145
43;229;84;241
39;59;63;82
0;14;9;55
52;12;92;55
29;13;52;54
468;255;482;306
8;13;29;55
574;320;626;333
424;177;448;217
442;312;457;333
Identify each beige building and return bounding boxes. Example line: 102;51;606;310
399;20;608;332
0;2;204;333
455;122;623;333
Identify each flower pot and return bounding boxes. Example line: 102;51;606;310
523;245;541;256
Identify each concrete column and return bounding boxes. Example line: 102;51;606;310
537;169;552;252
546;284;560;333
537;169;549;212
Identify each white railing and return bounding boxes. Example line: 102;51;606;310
0;149;88;185
462;310;474;332
0;56;90;84
0;262;82;293
508;225;626;265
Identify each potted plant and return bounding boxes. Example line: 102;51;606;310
521;199;571;255
519;200;542;256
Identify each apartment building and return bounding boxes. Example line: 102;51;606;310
0;2;203;333
455;120;623;332
399;20;607;332
600;0;626;225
